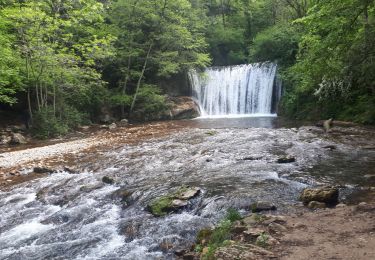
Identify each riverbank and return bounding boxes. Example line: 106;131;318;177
0;121;192;188
181;202;375;259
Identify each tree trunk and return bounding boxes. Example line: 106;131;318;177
121;56;132;118
129;42;153;114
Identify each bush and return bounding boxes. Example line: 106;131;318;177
31;107;69;139
31;106;88;139
132;85;169;121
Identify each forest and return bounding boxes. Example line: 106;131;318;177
0;0;374;137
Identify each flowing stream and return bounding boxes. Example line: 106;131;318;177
0;118;374;259
189;63;281;117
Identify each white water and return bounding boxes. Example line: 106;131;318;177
189;63;280;117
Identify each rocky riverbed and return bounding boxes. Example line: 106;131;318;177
0;118;374;259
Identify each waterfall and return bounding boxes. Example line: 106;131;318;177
189;63;281;117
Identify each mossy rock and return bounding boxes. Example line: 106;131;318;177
147;186;201;217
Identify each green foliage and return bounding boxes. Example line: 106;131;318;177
250;23;301;67
201;208;242;259
256;232;269;248
0;10;22;104
281;0;375;123
31;106;88;139
133;85;169;121
225;208;242;222
31;107;68;139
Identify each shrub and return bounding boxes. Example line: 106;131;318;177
31;105;88;139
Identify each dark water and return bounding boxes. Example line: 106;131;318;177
0;117;374;259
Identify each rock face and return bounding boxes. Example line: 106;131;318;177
300;186;339;205
10;133;27;145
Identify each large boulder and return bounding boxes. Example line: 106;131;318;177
10;133;27;145
168;96;200;120
300;186;339;205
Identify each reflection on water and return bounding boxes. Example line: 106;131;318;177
188;116;305;129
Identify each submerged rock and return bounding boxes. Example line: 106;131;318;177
277;156;296;163
33;167;54;174
300;186;339;205
102;176;114;184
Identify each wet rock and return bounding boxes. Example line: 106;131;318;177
251;201;277;212
277;156;295;163
102;176;114;184
112;189;133;204
171;199;188;208
33;167;54;174
177;187;201;200
307;201;327;209
323;145;336;150
10;133;27;145
242;156;263;161
300;186;339;205
147;186;201;217
63;167;79;174
36;187;49;203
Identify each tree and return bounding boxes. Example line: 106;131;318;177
108;0;210;117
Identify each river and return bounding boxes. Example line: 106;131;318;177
0;117;374;259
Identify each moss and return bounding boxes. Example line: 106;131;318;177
205;130;217;136
147;186;193;217
148;196;175;217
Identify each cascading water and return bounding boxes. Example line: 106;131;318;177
189;63;281;117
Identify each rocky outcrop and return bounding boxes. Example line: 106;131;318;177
300;186;339;205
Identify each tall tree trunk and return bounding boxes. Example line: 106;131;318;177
129;42;153;114
121;56;132;118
